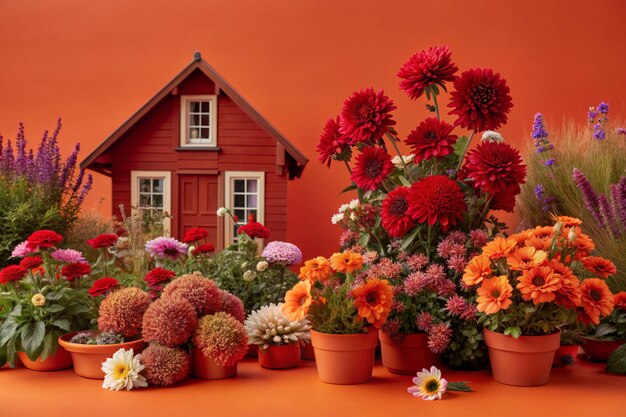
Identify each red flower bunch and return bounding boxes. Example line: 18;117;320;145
0;265;28;284
381;186;415;238
447;68;513;132
19;256;43;270
317;116;350;167
26;230;63;250
87;234;118;249
88;277;120;297
397;45;458;100
351;146;394;191
193;243;215;256
182;227;209;244
238;222;270;239
339;87;397;145
406;117;458;163
145;268;176;287
407;175;467;232
61;262;92;282
461;141;526;211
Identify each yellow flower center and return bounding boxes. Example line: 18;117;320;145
113;363;129;380
422;377;440;394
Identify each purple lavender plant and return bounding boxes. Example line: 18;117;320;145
534;183;555;212
589;102;608;140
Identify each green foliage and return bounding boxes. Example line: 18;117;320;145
65;208;113;263
308;279;365;334
607;344;626;374
589;308;626;341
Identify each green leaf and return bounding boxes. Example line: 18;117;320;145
454;136;470;155
401;227;420;250
51;319;71;332
504;326;522;339
607;344;626;374
21;321;45;356
339;184;357;194
398;176;412;187
358;233;370;247
45;304;65;313
0;322;18;347
45;291;62;301
595;324;617;338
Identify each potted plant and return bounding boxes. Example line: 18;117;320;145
581;291;625;362
467;219;615;386
0;230;97;371
58;286;151;378
245;303;310;369
315;45;525;372
552;327;581;367
283;250;393;384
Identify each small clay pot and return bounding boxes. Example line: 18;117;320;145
17;347;73;372
552;344;579;367
379;331;440;375
258;343;300;369
191;347;237;379
580;337;625;362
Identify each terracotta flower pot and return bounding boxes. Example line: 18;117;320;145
484;328;560;386
17;347;73;372
258;343;300;369
552;344;579;368
301;341;315;361
247;344;258;358
191;347;237;379
580;337;625;362
58;332;146;379
379;331;440;375
310;327;379;385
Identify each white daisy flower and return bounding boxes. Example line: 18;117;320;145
407;366;448;400
101;348;147;391
331;213;344;224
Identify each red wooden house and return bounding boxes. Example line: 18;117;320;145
81;52;308;248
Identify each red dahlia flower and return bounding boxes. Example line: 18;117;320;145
238;222;271;239
447;68;513;131
351;146;394;191
339;88;397;145
397;45;458;100
407;175;467;232
317;116;350;167
89;277;120;297
406;117;458;163
61;262;92;282
19;256;43;270
145;268;176;287
461;141;526;206
26;230;63;250
87;234;119;249
381;186;415;238
193;243;215;256
182;227;209;243
0;265;28;284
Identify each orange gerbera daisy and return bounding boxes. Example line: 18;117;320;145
551;260;582;308
554;216;582;227
530;225;554;239
509;230;533;245
581;256;617;279
571;230;595;258
330;251;364;274
579;278;615;325
524;236;550;251
477;275;513;314
462;254;493;286
517;265;563;304
613;292;626;311
351;278;394;328
282;280;312;321
482;237;517;259
507;246;547;271
299;256;332;283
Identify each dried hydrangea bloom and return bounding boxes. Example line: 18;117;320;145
141;343;190;386
142;297;198;347
97;287;151;338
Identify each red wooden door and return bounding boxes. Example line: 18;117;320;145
178;174;218;243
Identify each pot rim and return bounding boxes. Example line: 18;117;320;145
579;336;624;343
58;331;144;353
483;328;561;353
310;327;379;351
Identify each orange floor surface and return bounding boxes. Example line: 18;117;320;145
1;355;624;417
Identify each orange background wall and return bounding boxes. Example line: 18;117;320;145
1;0;625;259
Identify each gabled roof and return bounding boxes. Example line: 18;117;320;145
80;52;308;177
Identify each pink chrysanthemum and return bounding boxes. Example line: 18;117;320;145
391;299;405;313
436;279;457;297
381;318;403;344
447;255;468;273
261;241;303;266
11;241;36;258
460;303;478;321
427;323;453;354
219;290;246;323
145;237;188;260
366;258;403;280
51;249;86;264
469;229;489;248
193;312;249;368
142;297;198;347
162;273;222;315
404;253;429;271
446;230;467;244
437;240;466;259
97;287;151;337
403;272;428;296
426;264;446;283
339;87;397;145
416;312;434;332
141;344;190;387
445;294;468;317
339;230;360;249
361;250;380;265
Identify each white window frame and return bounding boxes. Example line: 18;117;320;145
179;95;218;147
223;171;265;245
130;171;172;236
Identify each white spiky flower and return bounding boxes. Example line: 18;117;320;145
101;348;147;391
245;303;310;349
331;212;344;224
481;131;504;143
216;207;229;217
348;199;360;210
338;203;350;213
391;154;415;168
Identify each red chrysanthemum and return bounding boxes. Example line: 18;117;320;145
182;227;209;244
88;277;120;297
397;45;459;100
405;117;458;163
26;230;63;250
339;87;397;145
144;268;176;287
61;262;91;282
381;186;415;238
447;68;513;131
87;234;118;249
317;116;350;167
487;183;519;212
614;292;626;311
407;175;467;232
237;222;270;239
350;146;394;191
19;256;43;270
192;243;215;256
0;265;28;284
461;141;526;209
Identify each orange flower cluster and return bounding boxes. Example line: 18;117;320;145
463;220;616;325
283;250;394;329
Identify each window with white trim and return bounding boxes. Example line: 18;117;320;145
130;171;172;236
224;172;265;244
180;95;217;147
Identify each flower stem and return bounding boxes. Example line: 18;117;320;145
432;92;441;120
454;129;477;175
385;132;412;181
343;160;352;175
